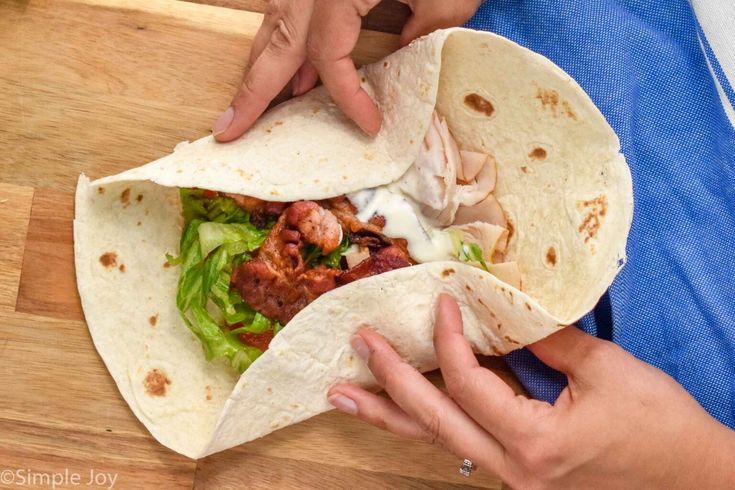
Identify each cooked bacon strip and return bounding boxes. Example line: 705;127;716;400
232;199;411;324
338;245;412;285
231;208;340;324
323;197;409;255
221;192;290;227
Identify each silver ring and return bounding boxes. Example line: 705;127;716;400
459;458;475;477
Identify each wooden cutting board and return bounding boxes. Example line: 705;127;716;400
0;1;524;487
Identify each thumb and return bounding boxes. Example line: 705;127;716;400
399;12;431;47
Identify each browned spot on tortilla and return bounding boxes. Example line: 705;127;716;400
464;93;494;116
529;147;547;160
118;264;125;272
120;188;131;207
136;221;141;226
144;369;170;397
363;151;375;161
360;76;366;83
383;61;389;68
577;195;608;243
149;314;158;327
205;385;212;401
546;247;557;266
136;194;143;203
525;302;532;311
312;107;321;114
491;346;502;355
503;335;520;345
275;121;283;126
441;268;455;278
265;128;272;134
465;284;473;292
99;252;117;268
536;88;559;111
562;101;578;120
144;209;149;216
500;286;506;293
521;166;529;174
267;387;273;394
97;187;105;194
163;261;171;269
477;298;486;307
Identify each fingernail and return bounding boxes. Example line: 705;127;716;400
213;106;234;137
328;393;358;415
351;334;370;362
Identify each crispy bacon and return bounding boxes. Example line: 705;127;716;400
231;198;412;325
222;192;289;227
231;208;342;324
229;326;275;351
338;245;412;285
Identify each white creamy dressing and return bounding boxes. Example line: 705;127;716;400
347;186;455;263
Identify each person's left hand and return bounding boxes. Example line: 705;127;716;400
327;294;735;488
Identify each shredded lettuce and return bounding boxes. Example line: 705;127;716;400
180;188;249;224
198;222;267;257
457;241;490;272
302;236;351;269
168;189;280;373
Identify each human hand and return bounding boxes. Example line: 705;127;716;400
213;0;484;142
328;294;735;488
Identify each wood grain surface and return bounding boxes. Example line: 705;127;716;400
0;1;521;488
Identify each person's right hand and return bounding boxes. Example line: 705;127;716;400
212;0;483;142
328;294;735;489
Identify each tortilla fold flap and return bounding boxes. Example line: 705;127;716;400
74;28;632;458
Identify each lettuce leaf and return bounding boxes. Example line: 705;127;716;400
180;188;249;224
302;236;350;269
169;189;281;373
198;222;268;258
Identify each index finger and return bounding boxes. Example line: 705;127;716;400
434;293;552;444
215;6;313;142
354;327;508;477
307;0;382;136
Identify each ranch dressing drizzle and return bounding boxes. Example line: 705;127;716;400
347;186;455;263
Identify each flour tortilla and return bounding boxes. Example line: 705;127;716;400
74;28;633;458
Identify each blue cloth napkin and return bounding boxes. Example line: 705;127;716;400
465;0;735;428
